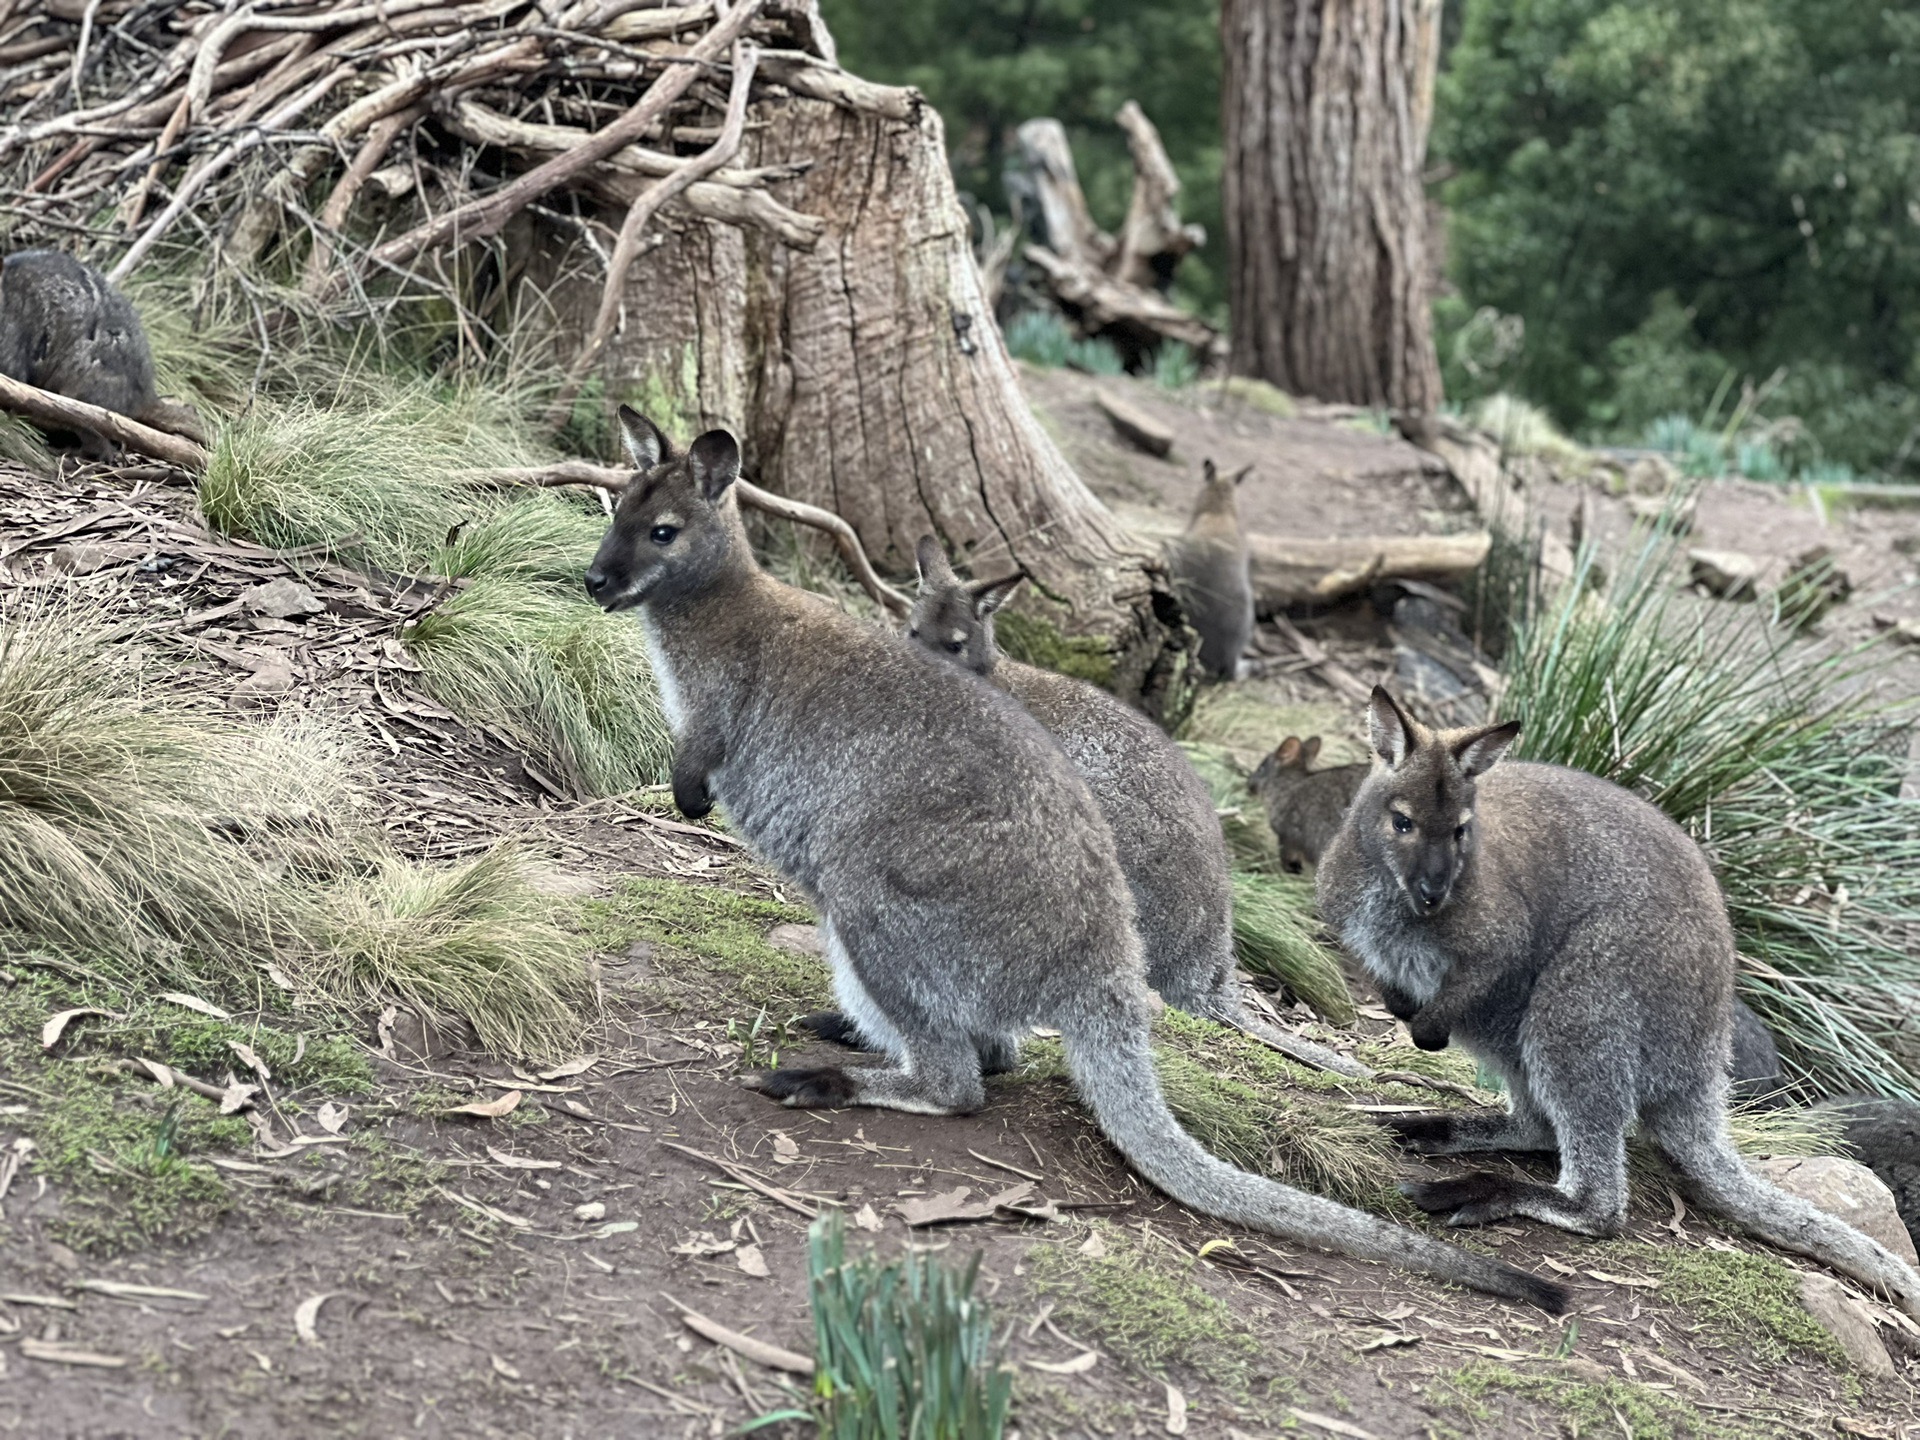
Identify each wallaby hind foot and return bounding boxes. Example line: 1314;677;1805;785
795;1010;1020;1074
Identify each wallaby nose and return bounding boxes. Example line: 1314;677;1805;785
1414;876;1446;908
583;567;608;598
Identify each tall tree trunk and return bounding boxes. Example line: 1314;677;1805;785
1221;0;1444;413
530;84;1198;722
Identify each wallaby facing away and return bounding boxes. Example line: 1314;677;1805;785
1315;687;1920;1318
0;249;203;451
583;409;1565;1311
809;536;1365;1078
1248;735;1368;873
1165;459;1254;680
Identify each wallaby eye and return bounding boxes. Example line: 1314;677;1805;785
907;628;919;639
649;524;678;546
1455;823;1469;840
945;640;965;654
1391;813;1414;835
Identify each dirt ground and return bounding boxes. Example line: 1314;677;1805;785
4;419;1920;1439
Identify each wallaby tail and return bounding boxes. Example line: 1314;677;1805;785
1206;991;1375;1080
1059;1003;1568;1313
1655;1105;1920;1321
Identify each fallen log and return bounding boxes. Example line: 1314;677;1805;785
0;375;209;471
1248;531;1490;608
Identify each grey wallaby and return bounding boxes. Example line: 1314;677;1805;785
0;249;204;451
1810;1097;1920;1250
1315;687;1920;1318
806;535;1364;1078
582;408;1566;1312
1165;459;1254;680
1247;735;1369;873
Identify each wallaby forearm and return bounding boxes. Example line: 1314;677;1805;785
671;716;724;819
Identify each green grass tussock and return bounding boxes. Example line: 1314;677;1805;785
310;845;591;1061
1500;517;1920;1098
1229;870;1354;1024
434;491;605;586
405;577;671;795
804;1210;1012;1440
1439;1361;1710;1440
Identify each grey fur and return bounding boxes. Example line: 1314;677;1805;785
1728;1001;1784;1107
0;250;156;436
861;536;1368;1078
1316;687;1920;1318
1812;1097;1920;1250
1164;459;1254;680
1248;735;1368;872
583;409;1566;1312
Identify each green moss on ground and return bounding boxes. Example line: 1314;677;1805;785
1439;1361;1718;1440
1618;1243;1847;1369
1216;376;1297;419
583;877;826;1015
994;610;1116;691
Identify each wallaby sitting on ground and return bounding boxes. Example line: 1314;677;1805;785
1812;1097;1920;1250
806;536;1364;1078
1315;687;1920;1317
1165;459;1254;680
1248;735;1369;873
582;408;1565;1311
0;249;203;452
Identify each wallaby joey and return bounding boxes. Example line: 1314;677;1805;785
583;408;1565;1312
1248;735;1368;873
1165;459;1254;680
0;250;204;452
820;535;1365;1079
1316;687;1920;1318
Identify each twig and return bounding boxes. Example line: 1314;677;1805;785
68;0;102;106
0;373;207;470
660;1293;814;1374
659;1140;827;1218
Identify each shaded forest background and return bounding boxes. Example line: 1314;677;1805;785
822;0;1920;482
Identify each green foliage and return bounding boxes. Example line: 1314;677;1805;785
1622;1243;1846;1368
1003;309;1127;375
1153;342;1200;390
1498;521;1920;1098
583;877;827;1015
1025;1222;1267;1392
824;0;1224;315
1437;0;1920;477
991;610;1115;690
805;1210;1013;1440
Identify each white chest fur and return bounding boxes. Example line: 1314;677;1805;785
638;612;686;730
1338;883;1455;1005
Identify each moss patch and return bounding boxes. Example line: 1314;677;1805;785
1025;1223;1272;1395
1439;1361;1717;1440
583;877;826;1016
1618;1242;1847;1369
994;610;1116;691
1216;376;1298;419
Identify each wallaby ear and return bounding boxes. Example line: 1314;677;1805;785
617;406;670;472
1202;458;1218;486
687;429;740;502
1274;736;1302;768
1368;687;1417;769
968;574;1024;618
1230;464;1254;487
915;535;958;592
1300;735;1322;765
1452;720;1521;779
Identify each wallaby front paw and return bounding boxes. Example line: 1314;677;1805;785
1407;1013;1451;1051
747;1065;858;1108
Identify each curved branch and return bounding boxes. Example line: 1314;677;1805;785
0;374;209;472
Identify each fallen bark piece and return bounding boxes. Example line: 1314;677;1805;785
1094;389;1174;458
0;374;209;471
1248;531;1490;608
894;1182;1036;1227
664;1295;814;1374
1688;548;1761;600
1798;1272;1895;1378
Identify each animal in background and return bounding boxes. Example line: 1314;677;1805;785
0;249;202;452
862;536;1365;1078
581;409;1566;1312
1315;686;1920;1318
1164;458;1254;680
1247;734;1368;872
1811;1097;1920;1252
1728;1001;1784;1107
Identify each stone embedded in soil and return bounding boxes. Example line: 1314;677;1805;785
1093;387;1175;458
1797;1272;1896;1378
50;542;109;575
240;577;326;619
766;923;823;956
1754;1155;1919;1265
1776;544;1852;623
1688;547;1762;600
231;662;295;705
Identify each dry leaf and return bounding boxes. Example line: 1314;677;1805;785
895;1182;1034;1227
486;1146;559;1171
1540;1256;1578;1275
671;1230;734;1257
134;1057;175;1088
264;964;296;993
852;1204;883;1232
294;1292;341;1344
1026;1350;1099;1375
443;1090;522;1119
41;1007;110;1050
218;1077;260;1115
490;1354;521;1380
1077;1229;1107;1259
1288;1410;1382;1440
162;992;231;1020
1585;1269;1662;1289
316;1103;348;1135
591;1221;637;1239
1165;1382;1188;1435
536;1056;600;1081
19;1340;125;1368
735;1244;770;1278
230;1042;270;1083
1351;1332;1420;1353
771;1132;801;1165
73;1280;207;1302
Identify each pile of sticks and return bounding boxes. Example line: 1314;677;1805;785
0;0;859;375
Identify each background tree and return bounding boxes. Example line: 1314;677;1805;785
1436;0;1920;478
1218;0;1445;413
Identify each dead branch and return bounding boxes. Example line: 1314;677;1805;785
0;374;209;471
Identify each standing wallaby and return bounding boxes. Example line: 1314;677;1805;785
1165;459;1254;680
1248;735;1369;873
583;408;1565;1311
0;250;203;452
813;535;1365;1078
1315;687;1920;1318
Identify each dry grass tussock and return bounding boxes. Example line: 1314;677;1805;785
0;600;591;1057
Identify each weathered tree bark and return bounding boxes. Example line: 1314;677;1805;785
1112;101;1205;292
1221;0;1444;413
534;87;1199;722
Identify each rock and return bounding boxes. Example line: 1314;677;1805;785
573;1202;606;1223
1626;489;1697;534
240;577;325;619
50;542;110;575
1093;388;1174;458
1621;453;1680;497
1775;545;1852;625
1797;1272;1895;1378
1688;548;1761;600
1872;614;1920;646
1754;1155;1919;1266
767;923;823;957
230;662;296;705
